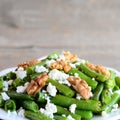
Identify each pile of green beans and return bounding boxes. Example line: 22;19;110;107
0;51;120;120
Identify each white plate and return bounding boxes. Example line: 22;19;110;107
0;65;120;120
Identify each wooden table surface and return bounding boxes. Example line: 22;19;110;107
0;0;120;71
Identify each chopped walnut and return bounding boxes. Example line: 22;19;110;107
86;62;110;78
67;76;91;100
50;60;71;73
17;59;40;69
26;72;48;95
64;51;78;63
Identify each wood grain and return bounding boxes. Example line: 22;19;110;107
0;0;120;71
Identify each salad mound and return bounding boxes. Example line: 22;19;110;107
0;51;120;120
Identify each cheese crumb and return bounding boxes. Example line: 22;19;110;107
46;83;57;97
101;111;107;116
17;107;25;117
76;93;82;100
16;82;29;93
40;102;57;118
2;80;13;91
15;67;27;79
1;92;10;101
74;73;79;77
3;81;9;91
46;59;56;67
35;66;48;73
48;69;70;86
67;115;75;120
69;104;77;114
112;104;118;112
7;110;17;117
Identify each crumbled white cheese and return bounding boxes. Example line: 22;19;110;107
69;104;77;114
1;92;10;101
62;114;66;117
109;89;113;94
41;90;50;103
3;81;9;91
48;69;70;86
35;66;48;73
46;83;57;97
115;90;120;94
16;82;29;93
92;78;95;81
2;80;13;91
76;58;86;63
76;93;82;100
69;63;76;68
46;59;56;67
112;104;118;112
67;115;75;120
40;102;57;118
74;73;79;77
45;102;57;114
17;107;25;117
15;67;27;79
40;108;54;118
7;80;13;85
90;92;93;97
7;110;17;117
16;86;26;93
101;111;107;116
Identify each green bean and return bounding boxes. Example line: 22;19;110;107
75;110;93;119
101;89;112;104
48;79;75;97
92;83;104;100
69;68;98;89
22;100;39;112
101;92;120;113
30;73;39;80
0;80;3;90
37;59;48;66
0;76;4;81
4;100;16;111
0;94;4;107
35;92;47;103
105;70;116;89
12;78;24;87
24;111;52;120
54;115;68;120
4;72;16;80
51;95;101;112
8;72;16;79
7;92;33;100
80;63;109;82
47;52;59;59
115;76;120;87
56;105;81;120
26;66;35;75
113;85;119;91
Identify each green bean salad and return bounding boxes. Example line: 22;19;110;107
0;51;120;120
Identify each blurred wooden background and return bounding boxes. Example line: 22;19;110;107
0;0;120;71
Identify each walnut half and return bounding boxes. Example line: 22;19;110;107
67;76;91;100
50;60;71;73
17;59;40;70
64;51;78;63
26;72;48;95
86;62;110;78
